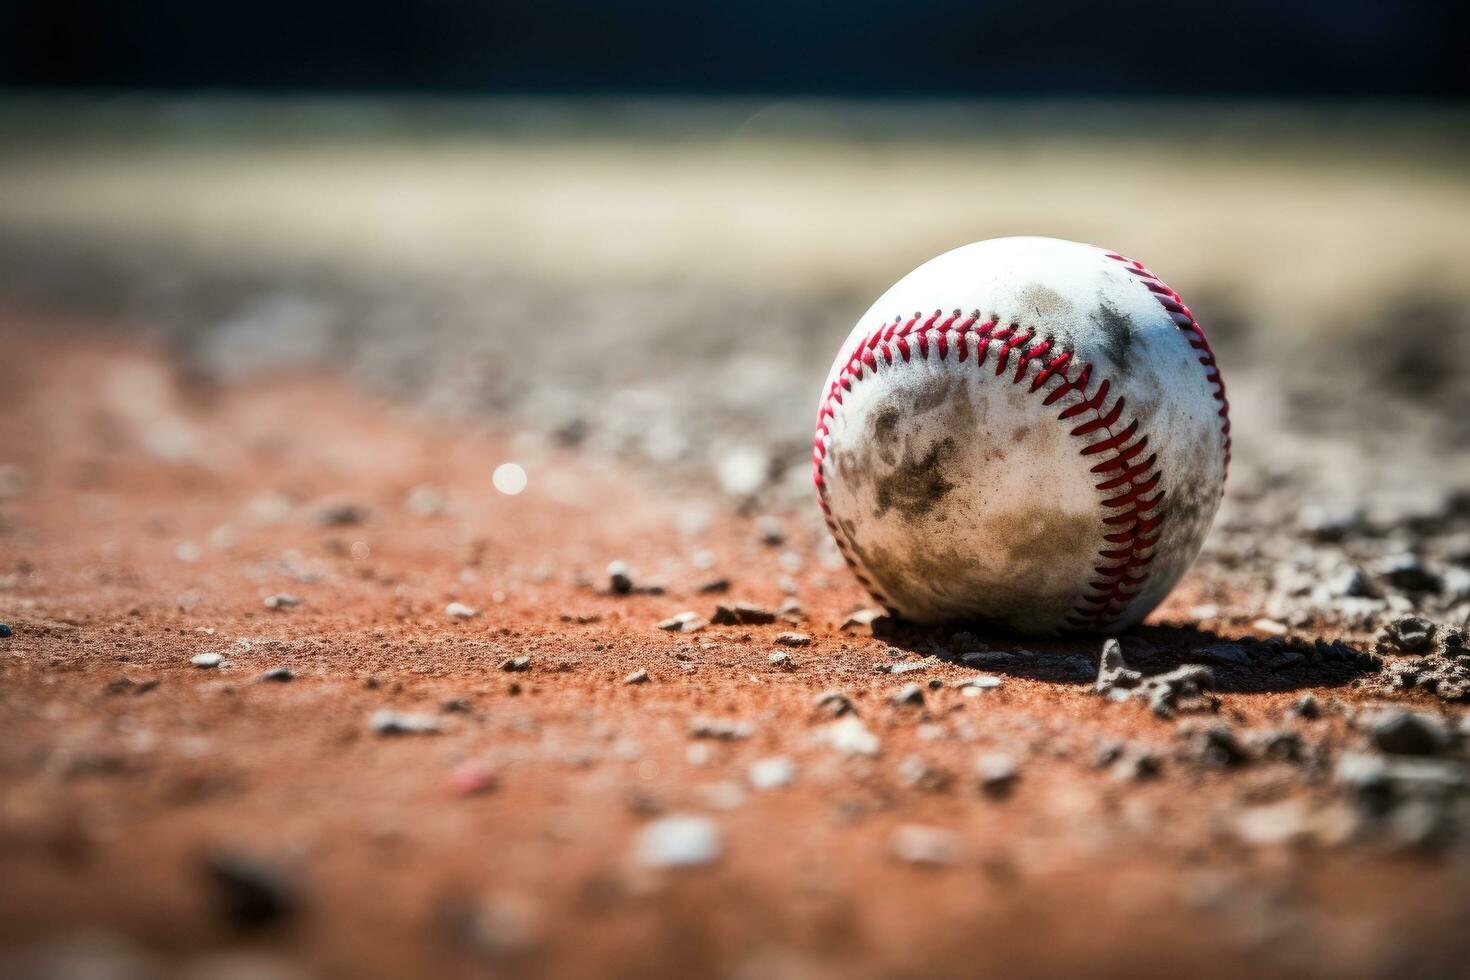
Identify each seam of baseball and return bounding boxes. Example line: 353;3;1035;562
1102;250;1232;473
812;285;1222;632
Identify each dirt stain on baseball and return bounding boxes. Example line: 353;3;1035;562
870;405;902;466
1093;299;1136;368
990;503;1098;571
839;376;977;522
1018;283;1073;321
858;534;1086;634
873;436;958;520
1154;431;1218;554
911;375;958;415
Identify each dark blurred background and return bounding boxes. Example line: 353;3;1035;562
2;0;1467;97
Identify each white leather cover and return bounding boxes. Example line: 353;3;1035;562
813;237;1228;634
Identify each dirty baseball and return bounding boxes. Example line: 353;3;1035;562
814;236;1231;634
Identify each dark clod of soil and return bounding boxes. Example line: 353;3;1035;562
314;501;367;527
976;753;1019;797
202;853;298;931
711;602;777;626
890;682;925;707
1252;729;1305;763
1180;722;1249;767
1376;616;1437;655
1290;694;1321;719
1194;643;1250;667
1378;553;1442;594
607;561;635;595
814;690;856;717
1369;710;1453;757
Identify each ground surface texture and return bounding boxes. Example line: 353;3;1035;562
3;314;1470;980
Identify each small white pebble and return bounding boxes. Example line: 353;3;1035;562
891;824;957;866
263;593;301;610
657;612;706;633
492;462;528;496
446;601;480;619
748;756;797;790
635;815;722;868
1231;800;1313;847
815;716;880;757
694;780;747;811
191;652;222;669
957;674;1003;694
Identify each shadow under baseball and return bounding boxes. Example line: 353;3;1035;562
870;618;1381;694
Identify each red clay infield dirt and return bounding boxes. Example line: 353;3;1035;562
2;312;1469;979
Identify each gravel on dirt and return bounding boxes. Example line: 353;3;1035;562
5;319;1470;977
369;710;442;736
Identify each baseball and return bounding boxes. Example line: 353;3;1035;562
813;237;1230;634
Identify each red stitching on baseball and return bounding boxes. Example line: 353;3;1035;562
1102;251;1232;472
